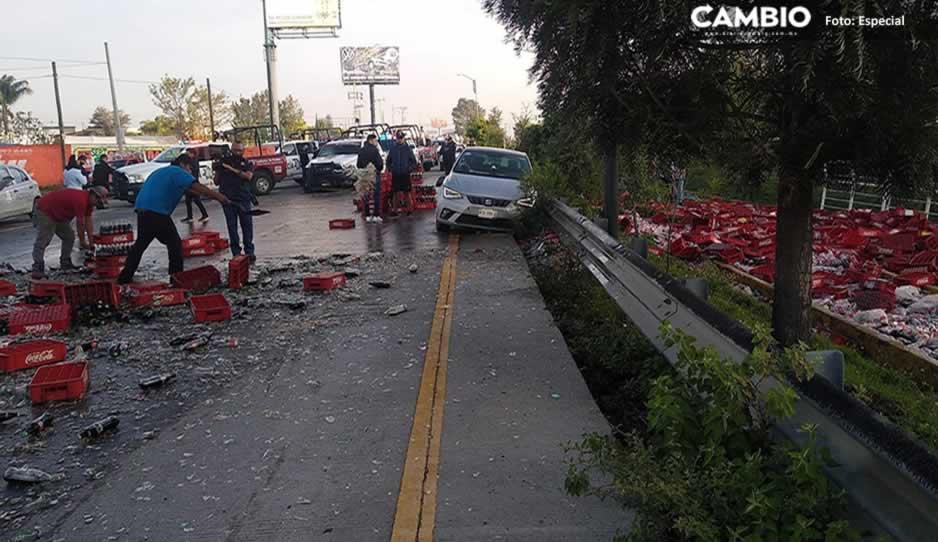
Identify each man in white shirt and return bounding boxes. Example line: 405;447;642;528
63;155;87;190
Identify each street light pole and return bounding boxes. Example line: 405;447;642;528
261;0;280;132
104;42;124;151
457;73;479;112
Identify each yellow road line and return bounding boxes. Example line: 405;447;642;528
391;233;460;542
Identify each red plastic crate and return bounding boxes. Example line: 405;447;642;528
124;281;169;295
413;200;437;210
228;255;250;289
0;339;68;372
329;218;356;229
182;244;217;258
196;231;221;243
171;266;221;291
303;272;347;292
7;304;71;335
189;293;231;322
94;266;121;279
128;288;186;307
29;361;89;404
94;255;127;268
852;289;897;311
181;236;209;249
64;281;120;309
896;272;935;287
30;280;66;299
94;232;134;245
0;279;14;297
213;239;230;251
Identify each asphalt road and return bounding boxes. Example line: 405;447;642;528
0;173;629;541
0;178;448;273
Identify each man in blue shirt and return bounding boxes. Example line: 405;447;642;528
117;155;229;284
215;142;257;261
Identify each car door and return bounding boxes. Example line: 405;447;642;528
281;144;301;179
0;166;18;220
9;166;38;214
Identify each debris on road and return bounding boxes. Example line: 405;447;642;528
25;413;53;436
369;281;392;289
385;305;408;316
138;373;177;390
408;264;419;273
4;467;63;484
79;416;120;440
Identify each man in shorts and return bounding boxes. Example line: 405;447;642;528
386;131;417;216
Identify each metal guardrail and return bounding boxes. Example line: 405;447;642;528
819;184;938;222
546;199;938;541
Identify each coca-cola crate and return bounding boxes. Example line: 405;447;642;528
909;250;938;267
197;231;221;243
748;264;775;283
228;255;250;290
124;280;169;295
0;339;68;372
94;266;121;279
744;245;775;260
896;272;935;287
30;280;66;299
413;199;437;210
329;219;356;229
0;279;15;297
8;304;71;335
93;232;134;245
213;239;230;251
182;244;216;258
189;293;231;322
883;233;917;253
64;281;120;309
128;288;186;308
94;254;127;268
29;361;89;404
813;284;850;299
883;256;911;273
852;289;897;311
181;236;209;249
303;272;347;292
924;235;938;251
715;248;744;265
171;266;221;292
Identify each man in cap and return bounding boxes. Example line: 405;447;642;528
386;131;417;216
440;135;457;175
31;185;109;279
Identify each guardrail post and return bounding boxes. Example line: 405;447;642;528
926;196;932;217
629;237;648;259
682;278;709;301
848;186;855;210
806;350;845;390
819;186;828;209
881;196;888;211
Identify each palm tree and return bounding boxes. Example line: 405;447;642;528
0;75;33;133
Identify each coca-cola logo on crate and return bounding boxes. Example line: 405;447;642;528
25;349;56;365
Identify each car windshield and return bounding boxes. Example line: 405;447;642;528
317;144;360;157
152;147;185;163
453;150;531;180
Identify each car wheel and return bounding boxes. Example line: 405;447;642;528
435;220;450;233
251;171;274;195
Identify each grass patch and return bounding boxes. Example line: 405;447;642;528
649;253;938;452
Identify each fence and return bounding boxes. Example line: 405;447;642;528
819;183;938;221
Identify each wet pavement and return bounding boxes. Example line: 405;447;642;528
0;175;628;541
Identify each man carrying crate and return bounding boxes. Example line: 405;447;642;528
31;186;109;280
117;155;229;284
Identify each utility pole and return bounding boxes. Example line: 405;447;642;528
261;0;280;131
457;73;479;115
375;98;386;123
368;84;376;125
104;42;124;151
206;78;215;138
51;61;66;169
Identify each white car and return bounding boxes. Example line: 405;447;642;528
278;140;318;183
304;138;386;192
0;164;41;221
116;144;223;202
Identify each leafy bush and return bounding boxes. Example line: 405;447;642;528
566;325;860;542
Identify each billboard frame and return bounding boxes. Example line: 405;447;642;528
268;0;342;39
340;46;401;86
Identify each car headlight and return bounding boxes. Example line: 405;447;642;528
442;186;463;199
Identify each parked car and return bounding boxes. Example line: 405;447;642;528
278;140;319;184
0;164;41;221
304;138;386;192
114;144;226;203
435;147;534;232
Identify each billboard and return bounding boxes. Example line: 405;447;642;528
266;0;341;29
340;46;400;85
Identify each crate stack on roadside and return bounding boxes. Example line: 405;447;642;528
180;231;229;259
90;222;135;279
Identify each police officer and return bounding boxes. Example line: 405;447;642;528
215;142;257;262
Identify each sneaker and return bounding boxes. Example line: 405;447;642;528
199;215;210;223
374;216;384;224
365;216;374;223
60;262;78;272
181;217;193;223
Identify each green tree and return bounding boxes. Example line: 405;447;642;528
138;115;175;136
149;75;228;140
314;115;335;129
0;111;49;145
712;4;938;345
0;75;32;134
84;106;130;136
231;91;306;136
451;97;484;136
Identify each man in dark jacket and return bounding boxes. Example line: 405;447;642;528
356;134;384;222
91;155;115;189
440;135;457;175
386;131;417;216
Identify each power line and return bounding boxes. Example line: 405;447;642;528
58;74;157;85
0;56;101;64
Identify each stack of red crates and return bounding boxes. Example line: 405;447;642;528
228;255;250;289
93;228;135;279
181;231;230;258
0;279;16;297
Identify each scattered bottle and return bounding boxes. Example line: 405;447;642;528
3;466;62;484
138;373;176;390
25;413;54;436
0;411;18;424
79;416;120;439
